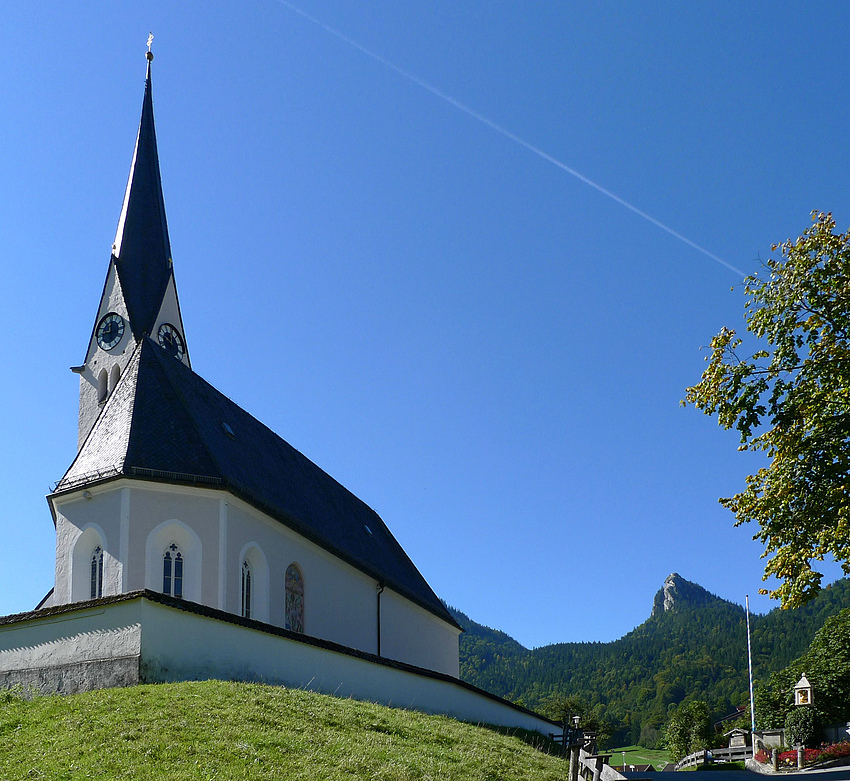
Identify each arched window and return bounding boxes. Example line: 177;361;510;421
90;546;104;599
162;544;184;598
285;564;304;633
241;560;252;619
145;521;201;603
97;368;108;402
71;524;106;603
109;364;121;392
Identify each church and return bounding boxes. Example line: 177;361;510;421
0;48;555;736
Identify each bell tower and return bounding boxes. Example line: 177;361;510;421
73;43;189;450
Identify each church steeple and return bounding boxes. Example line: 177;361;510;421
111;51;174;340
74;44;189;450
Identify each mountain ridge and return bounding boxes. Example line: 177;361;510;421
450;574;850;746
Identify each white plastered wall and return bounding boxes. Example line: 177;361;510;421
224;499;378;654
122;484;219;600
51;480;459;676
381;588;460;678
0;597;553;735
54;490;124;604
136;598;552;734
0;601;142;678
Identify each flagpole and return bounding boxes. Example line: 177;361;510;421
746;595;756;757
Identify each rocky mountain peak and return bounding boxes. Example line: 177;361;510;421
651;573;715;616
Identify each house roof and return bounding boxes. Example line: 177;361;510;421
56;338;458;629
111;58;174;340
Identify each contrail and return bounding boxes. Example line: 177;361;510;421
275;0;746;278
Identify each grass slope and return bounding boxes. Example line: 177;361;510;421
0;680;566;781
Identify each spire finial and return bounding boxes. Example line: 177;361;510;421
146;32;154;62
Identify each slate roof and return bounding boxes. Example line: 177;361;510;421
111;59;174;339
56;338;458;628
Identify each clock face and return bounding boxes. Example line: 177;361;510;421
157;323;185;360
96;313;125;351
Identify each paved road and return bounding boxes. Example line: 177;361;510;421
621;770;850;781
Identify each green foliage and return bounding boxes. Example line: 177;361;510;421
663;700;714;762
0;680;570;780
755;607;850;729
785;707;818;747
753;678;790;731
685;212;850;608
450;577;850;748
539;692;585;725
638;717;663;750
539;692;613;746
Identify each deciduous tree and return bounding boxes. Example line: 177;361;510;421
686;212;850;607
755;607;850;728
540;693;613;747
663;700;713;762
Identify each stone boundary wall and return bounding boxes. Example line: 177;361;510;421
0;600;143;695
0;656;140;695
0;592;558;736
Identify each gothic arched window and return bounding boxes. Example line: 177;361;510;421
285;564;304;633
162;544;183;598
241;560;252;619
90;546;104;599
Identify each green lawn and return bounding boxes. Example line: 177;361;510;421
607;744;672;770
0;680;568;780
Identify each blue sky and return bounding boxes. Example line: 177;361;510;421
1;2;848;648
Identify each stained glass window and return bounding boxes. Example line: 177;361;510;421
241;560;252;619
90;546;103;599
163;544;183;598
285;564;304;633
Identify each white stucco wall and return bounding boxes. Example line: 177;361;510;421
50;480;459;677
0;597;553;735
381;588;460;678
224;500;379;654
0;601;141;675
135;598;553;735
54;491;124;604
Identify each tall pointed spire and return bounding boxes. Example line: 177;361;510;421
112;46;173;339
75;42;189;450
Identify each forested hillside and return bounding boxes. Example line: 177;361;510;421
450;575;850;747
